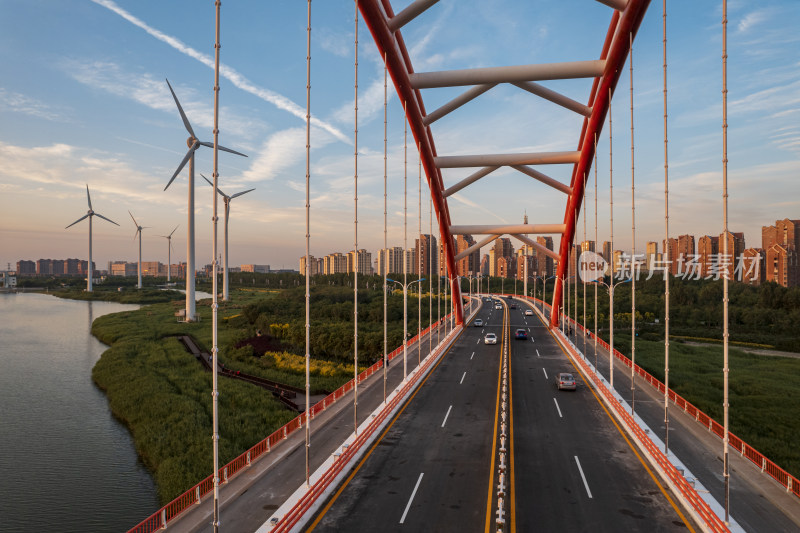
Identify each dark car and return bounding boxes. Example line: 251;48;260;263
510;303;517;309
514;328;527;340
555;372;577;391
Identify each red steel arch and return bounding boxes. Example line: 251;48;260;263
359;0;651;328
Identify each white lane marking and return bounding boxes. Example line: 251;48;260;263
542;368;548;379
441;405;453;427
476;339;480;344
527;327;531;332
536;349;540;357
530;337;535;343
400;472;425;523
553;397;563;418
471;351;475;360
575;456;593;498
460;372;466;385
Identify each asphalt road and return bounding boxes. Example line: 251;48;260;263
307;298;694;532
557;306;800;533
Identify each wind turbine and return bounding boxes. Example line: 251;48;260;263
159;225;179;283
65;185;119;292
163;79;247;321
202;174;254;300
128;211;149;289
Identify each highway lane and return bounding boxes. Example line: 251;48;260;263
307;298;503;532
168;318;456;533
562;308;800;532
510;299;691;532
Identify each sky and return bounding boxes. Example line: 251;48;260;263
1;0;798;272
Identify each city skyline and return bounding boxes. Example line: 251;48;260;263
1;1;798;270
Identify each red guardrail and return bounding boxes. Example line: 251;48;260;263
552;326;729;532
128;313;455;533
270;323;461;532
518;293;799;502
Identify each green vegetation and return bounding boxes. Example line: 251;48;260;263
543;275;800;352
90;274;450;504
54;287;184;304
607;335;800;479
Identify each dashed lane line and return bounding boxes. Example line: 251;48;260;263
553;398;563;418
400;472;424;524
575;456;593;499
441;405;453;428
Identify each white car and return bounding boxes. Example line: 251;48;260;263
495;304;502;310
473;318;483;327
525;309;533;316
484;333;498;345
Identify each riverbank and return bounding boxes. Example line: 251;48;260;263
53;287;185;305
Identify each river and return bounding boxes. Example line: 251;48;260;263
0;293;158;532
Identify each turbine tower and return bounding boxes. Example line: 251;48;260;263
159;225;179;282
128;211;149;289
202;174;254;301
65;185;119;292
163;79;247;321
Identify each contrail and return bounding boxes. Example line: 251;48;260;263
91;0;350;144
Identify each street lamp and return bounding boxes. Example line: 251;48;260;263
387;277;426;381
588;274;631;390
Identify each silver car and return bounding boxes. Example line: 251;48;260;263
555;372;577;391
484;333;498;345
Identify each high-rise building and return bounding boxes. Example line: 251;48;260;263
348;249;373;275
718;231;745;279
242;264;270;274
403;248;417;275
537;236;554;277
677;234;695;271
480;254;490;276
416;234;439;279
110;261;137;277
741;248;764;285
516;247;535;283
299;256;319;276
766;244;799;287
697;236;719;278
663;237;679;275
16;260;36;276
323;253;348;275
580;240;595;253
456;234;480;276
763;219;800;252
645;241;658;270
377;247;404;276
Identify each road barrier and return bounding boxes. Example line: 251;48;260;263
514;293;799;513
127;313;456;533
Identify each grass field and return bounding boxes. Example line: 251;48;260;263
612;334;800;479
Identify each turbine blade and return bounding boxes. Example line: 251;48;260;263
65;213;90;229
231;188;255;199
165;78;195;138
86;184;93;210
128;210;139;227
198;141;248;158
94;212;120;226
165;145;197;190
200;173;229;198
169;225;179;237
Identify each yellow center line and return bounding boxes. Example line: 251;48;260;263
306;327;465;532
540;313;696;532
483;304;505;533
508;305;516;533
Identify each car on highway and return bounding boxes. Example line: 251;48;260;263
555;372;577;391
474;318;483;327
495;304;502;310
484;333;498;345
514;328;527;340
510;303;517;309
525;309;533;316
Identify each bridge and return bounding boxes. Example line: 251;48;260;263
126;1;799;532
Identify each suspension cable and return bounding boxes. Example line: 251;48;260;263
429;197;433;356
353;0;359;435
304;0;312;486
403;100;408;381
583;173;587;358
418;143;422;366
609;87;615;392
594;133;598;374
662;0;671;457
383;52;388;404
722;0;731;522
211;2;222;529
629;31;637;416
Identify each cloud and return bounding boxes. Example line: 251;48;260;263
737;10;768;33
0;88;67;121
90;0;350;144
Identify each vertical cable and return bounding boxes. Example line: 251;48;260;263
722;0;731;522
583;173;587;358
594;134;598;373
418;144;422;366
629;31;637;415
353;0;359;435
211;2;221;530
429;197;433;354
382;53;388;404
304;0;312;486
662;0;671;456
403;100;408;381
608;87;615;392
